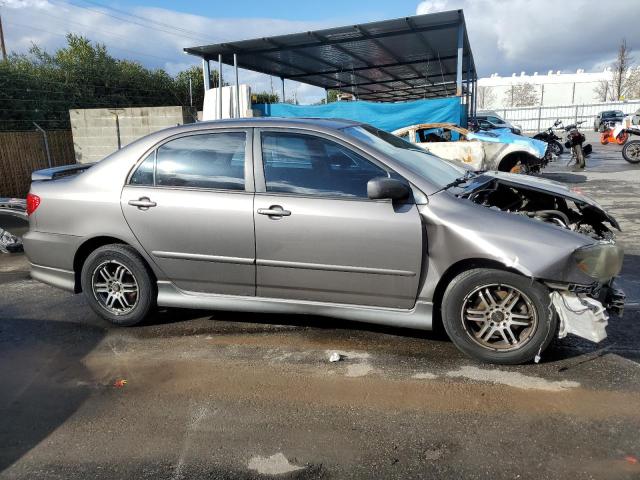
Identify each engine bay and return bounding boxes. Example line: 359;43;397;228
462;179;617;241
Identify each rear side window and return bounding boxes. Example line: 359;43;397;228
133;132;247;190
130;152;154;185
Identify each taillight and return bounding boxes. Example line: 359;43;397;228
26;193;41;216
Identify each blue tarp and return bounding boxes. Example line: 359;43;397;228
254;97;464;132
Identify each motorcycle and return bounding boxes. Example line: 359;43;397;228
620;126;640;164
600;120;628;145
563;120;591;169
533;119;564;155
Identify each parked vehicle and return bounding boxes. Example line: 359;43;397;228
600;121;628;145
392;123;549;173
563;120;591;169
533;119;564;155
620;125;640;164
475;111;522;135
24;118;624;364
593;110;625;132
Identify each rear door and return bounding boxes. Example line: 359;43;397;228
253;129;423;309
121;129;256;295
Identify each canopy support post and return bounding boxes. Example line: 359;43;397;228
233;53;240;118
280;77;285;103
455;20;464;97
202;58;210;91
218;54;223;120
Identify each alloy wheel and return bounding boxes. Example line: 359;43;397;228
91;260;139;315
460;284;538;352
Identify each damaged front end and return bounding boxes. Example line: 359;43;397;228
458;172;625;343
460;172;619;241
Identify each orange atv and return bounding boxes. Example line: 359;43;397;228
600;123;629;145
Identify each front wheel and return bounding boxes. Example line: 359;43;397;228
622;140;640;164
616;132;629;145
573;145;585;169
441;269;557;364
81;244;156;326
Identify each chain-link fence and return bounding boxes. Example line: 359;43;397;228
494;100;640;132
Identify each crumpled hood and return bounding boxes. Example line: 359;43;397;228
479;172;620;230
468;128;548;159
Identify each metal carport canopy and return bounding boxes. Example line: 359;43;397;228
184;9;476;103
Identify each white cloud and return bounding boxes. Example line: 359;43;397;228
416;0;640;77
416;0;450;15
1;0;331;103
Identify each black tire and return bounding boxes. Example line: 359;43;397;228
622;140;640;164
441;268;557;365
81;244;156;326
549;140;564;155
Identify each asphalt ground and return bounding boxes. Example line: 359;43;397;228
1;133;640;479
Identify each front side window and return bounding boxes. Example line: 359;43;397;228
261;132;388;198
152;132;246;190
342;124;465;189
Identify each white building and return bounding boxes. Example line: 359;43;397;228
478;69;611;109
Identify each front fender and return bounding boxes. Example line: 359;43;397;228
417;193;596;301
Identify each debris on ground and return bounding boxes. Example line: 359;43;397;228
113;379;128;388
328;352;342;362
0;229;23;254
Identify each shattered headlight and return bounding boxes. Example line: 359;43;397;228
572;243;624;282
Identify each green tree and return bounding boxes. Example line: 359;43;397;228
0;34;215;131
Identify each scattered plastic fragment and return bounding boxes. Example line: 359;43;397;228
625;455;638;465
113;379;127;388
328;352;342;362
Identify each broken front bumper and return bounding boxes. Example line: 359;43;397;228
550;280;625;344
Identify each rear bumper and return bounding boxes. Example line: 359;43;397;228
23;230;79;292
30;262;75;292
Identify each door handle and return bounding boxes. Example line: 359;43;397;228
128;197;157;209
257;205;291;217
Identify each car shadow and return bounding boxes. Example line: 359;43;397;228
137;306;450;343
0;318;106;473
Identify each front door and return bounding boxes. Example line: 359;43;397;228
121;129;256;295
253;130;423;309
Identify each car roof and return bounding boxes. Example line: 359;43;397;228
185;117;362;130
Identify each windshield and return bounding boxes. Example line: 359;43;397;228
341;125;466;188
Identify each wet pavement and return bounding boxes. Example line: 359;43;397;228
1;136;640;479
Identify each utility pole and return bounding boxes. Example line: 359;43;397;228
0;14;8;61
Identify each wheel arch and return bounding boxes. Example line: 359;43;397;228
430;257;528;330
73;236;155;293
497;151;540;172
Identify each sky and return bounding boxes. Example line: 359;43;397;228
2;0;639;104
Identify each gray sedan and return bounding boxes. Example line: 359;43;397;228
23;118;624;364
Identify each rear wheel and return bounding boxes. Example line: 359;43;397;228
441;269;557;364
622;140;640;164
81;244;155;326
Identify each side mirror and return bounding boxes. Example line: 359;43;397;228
367;177;411;201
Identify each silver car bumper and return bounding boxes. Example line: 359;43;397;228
23;230;79;292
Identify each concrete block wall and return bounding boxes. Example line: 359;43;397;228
69;106;196;164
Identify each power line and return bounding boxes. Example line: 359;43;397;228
52;0;212;45
4;20;178;63
78;0;214;43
